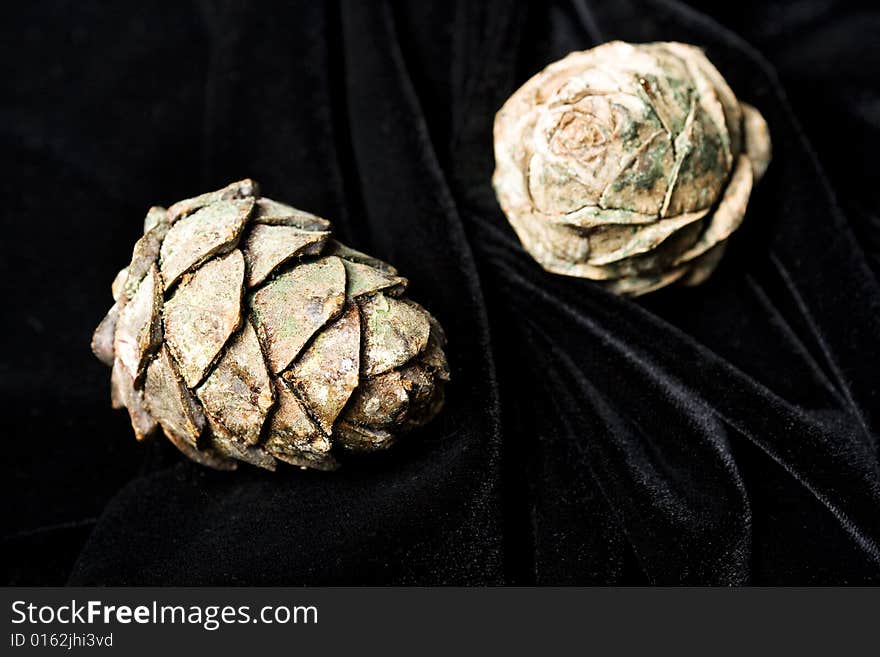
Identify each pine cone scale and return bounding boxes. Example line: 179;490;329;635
264;379;333;468
162;250;245;388
250;256;347;374
159;197;254;291
144;346;205;446
360;294;431;377
342;258;406;298
122;215;169;301
195;320;274;446
282;304;361;435
252;198;331;231
242;223;330;287
111;359;155;440
113;263;162;384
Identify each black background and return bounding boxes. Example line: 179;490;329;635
2;0;878;585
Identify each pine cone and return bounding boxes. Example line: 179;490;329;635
92;180;449;471
493;41;772;295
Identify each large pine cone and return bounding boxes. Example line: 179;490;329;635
493;41;771;296
92;180;449;471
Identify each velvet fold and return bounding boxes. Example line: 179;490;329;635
2;0;878;584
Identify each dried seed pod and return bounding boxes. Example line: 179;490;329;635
493;41;771;295
92;180;449;471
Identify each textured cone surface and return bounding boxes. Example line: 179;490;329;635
92;180;449;471
493;40;771;295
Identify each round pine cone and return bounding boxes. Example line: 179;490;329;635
92;180;449;471
493;41;771;295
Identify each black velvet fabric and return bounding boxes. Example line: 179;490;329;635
2;0;878;585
